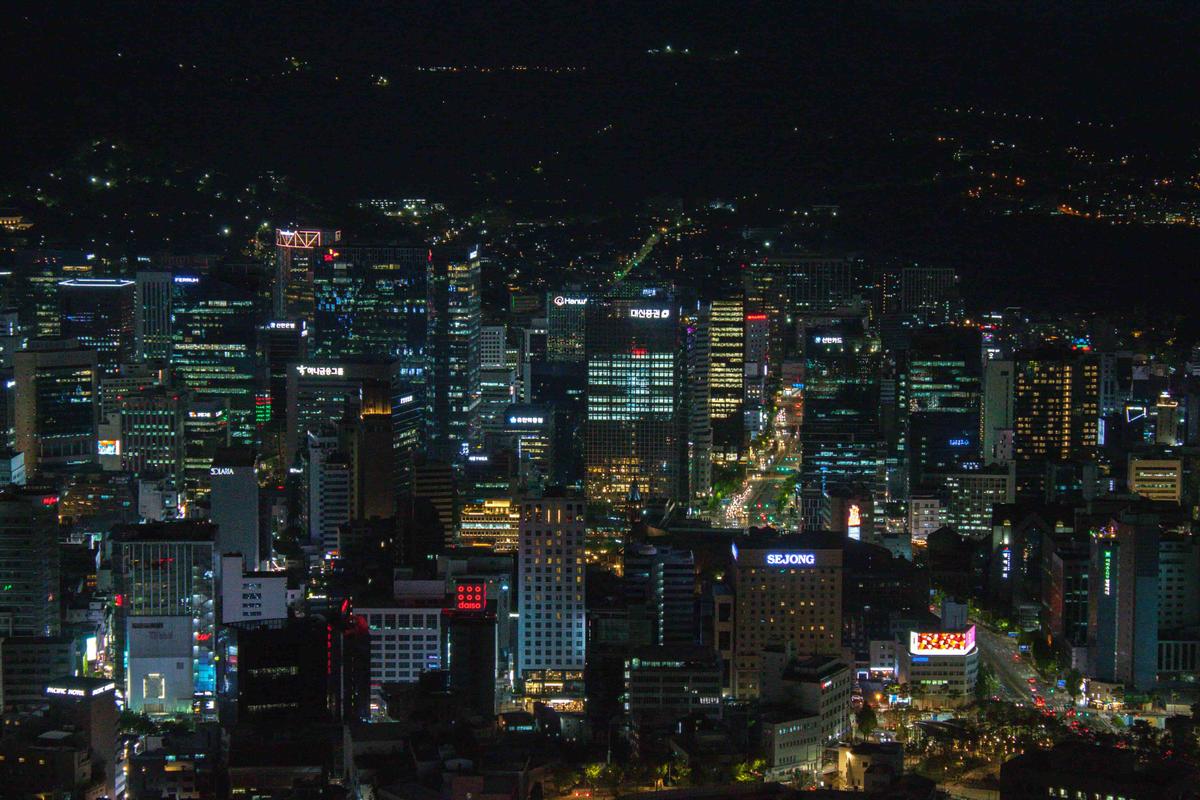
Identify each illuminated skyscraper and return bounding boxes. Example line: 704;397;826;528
900;266;960;323
982;359;1015;465
310;243;427;366
546;290;588;363
1013;349;1099;500
584;292;683;509
731;533;844;698
426;246;481;461
273;226;341;319
112;521;216;716
902;327;981;486
0;489;61;637
119;386;187;484
14;338;99;474
707;298;745;460
58;278;135;374
798;316;884;497
1088;515;1159;691
517;490;586;677
134;270;172;362
685;306;712;501
170;275;258;445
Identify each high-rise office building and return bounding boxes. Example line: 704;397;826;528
119;386;187;483
310;243;427;366
480;324;507;369
685;307;713;501
707;298;745;461
1157;531;1199;633
14;338;99;474
930;465;1015;538
745;255;855;365
112;521;217;716
459;496;521;552
584;293;683;509
274;226;341;319
258;319;308;432
982;359;1015;465
1013;350;1100;501
58;278;135;373
798;317;884;498
903;328;981;486
183;397;230;498
283;360;402;466
209;447;260;569
1127;458;1182;503
899;267;959;323
623;543;696;647
1088;514;1159;690
0;490;61;637
546;291;588;363
496;404;555;483
307;430;353;555
426;246;481;461
171;275;258;445
134;270;172;362
743;310;770;436
731;533;844;698
517;490;586;678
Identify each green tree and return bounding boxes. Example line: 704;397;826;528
1065;668;1083;698
583;762;605;789
975;661;999;703
733;758;766;782
118;710;157;736
857;704;878;740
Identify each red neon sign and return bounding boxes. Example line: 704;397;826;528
745;313;767;321
456;583;487;611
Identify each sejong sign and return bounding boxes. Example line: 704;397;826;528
765;552;817;566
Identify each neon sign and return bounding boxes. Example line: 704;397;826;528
814;335;843;344
210;467;235;476
295;365;345;377
98;440;120;456
553;296;587;306
630;308;670;319
456;583;487;611
508;415;544;425
948;438;970;447
766;552;816;566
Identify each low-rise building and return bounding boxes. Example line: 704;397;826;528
897;626;979;708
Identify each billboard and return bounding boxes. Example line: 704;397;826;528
910;625;976;655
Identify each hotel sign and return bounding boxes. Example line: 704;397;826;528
766;552;816;566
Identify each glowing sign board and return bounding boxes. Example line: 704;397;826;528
765;552;816;566
910;625;976;655
295;365;345;377
553;296;588;306
456;583;487;611
98;440;120;456
210;467;235;476
630;308;670;320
